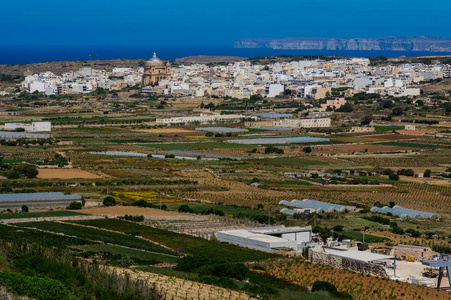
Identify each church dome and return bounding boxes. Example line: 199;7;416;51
146;52;165;67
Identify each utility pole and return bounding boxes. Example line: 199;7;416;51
363;227;365;244
268;205;271;226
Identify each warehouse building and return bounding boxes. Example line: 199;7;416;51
0;192;82;210
4;122;51;132
215;225;312;253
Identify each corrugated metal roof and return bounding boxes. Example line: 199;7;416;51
195;127;248;133
0;192;81;201
370;205;440;219
280;199;347;213
322;248;394;262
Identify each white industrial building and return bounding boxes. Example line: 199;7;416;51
4;122;51;132
156;114;255;126
215;226;312;253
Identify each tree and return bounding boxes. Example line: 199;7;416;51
21;205;29;212
67;202;82;209
381;100;394;109
303;147;312;153
283;89;292;96
382;168;393;175
389;173;399;180
13;165;38;178
103;196;117;206
336;102;353;112
361;115;373;125
424;169;431;177
388;201;396;208
392;106;404;116
178;204;194;213
333;225;344;232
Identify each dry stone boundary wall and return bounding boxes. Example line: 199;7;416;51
309;249;388;278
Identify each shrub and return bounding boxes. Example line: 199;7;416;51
178;204;194;213
103;196;117;207
0;271;76;300
389;173;399;180
197;276;238;289
312;281;337;293
67;202;82;210
242;284;278;296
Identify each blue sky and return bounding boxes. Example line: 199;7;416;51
1;0;450;46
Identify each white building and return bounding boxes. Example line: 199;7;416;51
4;122;51;132
264;84;284;98
215;226;312;253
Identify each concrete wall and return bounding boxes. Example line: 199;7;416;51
309;249;388;278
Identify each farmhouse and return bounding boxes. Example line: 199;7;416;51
156;114;253;125
215;226;312;253
394;245;435;261
347;126;375;133
0;192;82;210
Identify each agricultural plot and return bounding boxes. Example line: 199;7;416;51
142;142;254;150
338;231;388;243
37;168;102;179
164;202;269;216
81;206;182;217
71;219;278;262
345;155;438;168
0;224;93;248
18;221;175;255
374;125;405;131
377;142;441;148
0;211;87;220
72;244;179;264
247;157;330;168
266;260;451;300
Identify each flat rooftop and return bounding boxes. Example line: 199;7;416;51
319;247;395;263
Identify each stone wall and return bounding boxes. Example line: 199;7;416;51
309;249;388;278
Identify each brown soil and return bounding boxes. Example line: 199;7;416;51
81;206;182;217
37;168;102;179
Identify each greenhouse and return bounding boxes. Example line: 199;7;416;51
0;192;82;210
280;208;307;215
195;127;248;133
279;199;348;213
226;136;330;145
370;205;441;219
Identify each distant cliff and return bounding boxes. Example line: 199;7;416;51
234;36;451;52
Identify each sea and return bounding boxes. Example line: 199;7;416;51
1;45;451;65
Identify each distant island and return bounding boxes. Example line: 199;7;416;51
234;36;451;52
175;55;246;64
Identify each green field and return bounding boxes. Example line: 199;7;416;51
71;219;278;262
374;126;405;131
0;224;93;248
339;231;388;243
165;202;269;216
73;244;179;264
377;142;440;148
18;221;175;255
142;142;253;150
248;157;328;167
238;179;312;186
0;211;87;220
